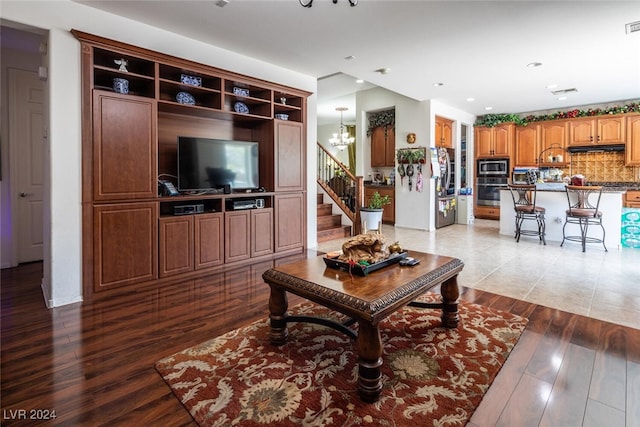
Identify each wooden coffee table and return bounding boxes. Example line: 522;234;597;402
262;250;464;402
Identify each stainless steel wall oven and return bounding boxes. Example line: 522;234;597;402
476;158;509;207
476;177;508;207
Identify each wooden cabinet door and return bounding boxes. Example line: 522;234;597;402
371;126;395;167
93;202;158;291
568;118;595;145
92;91;157;201
493;123;513;157
539;120;568;165
371;126;387;167
436;116;453;148
251;208;274;257
274;193;305;252
598;116;625;144
380;188;395;224
225;211;251;263
384;127;396;167
274;121;304;191
626;114;640;166
514;125;539;167
195;212;224;269
159;215;194;277
475;127;494;157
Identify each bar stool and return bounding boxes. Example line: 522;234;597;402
507;183;546;245
561;185;607;252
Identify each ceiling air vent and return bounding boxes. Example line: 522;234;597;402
551;88;578;95
626;21;640;34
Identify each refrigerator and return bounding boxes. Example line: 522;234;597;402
435;147;456;228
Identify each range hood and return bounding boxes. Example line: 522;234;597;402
567;144;625;153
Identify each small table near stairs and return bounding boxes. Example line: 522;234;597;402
262;250;464;402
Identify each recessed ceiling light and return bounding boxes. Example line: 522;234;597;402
344;55;356;60
433;82;444;87
527;62;543;68
551;88;578;95
216;0;229;7
375;68;391;74
485;107;493;111
355;79;364;84
466;97;475;102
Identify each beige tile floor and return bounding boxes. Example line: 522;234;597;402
314;219;640;330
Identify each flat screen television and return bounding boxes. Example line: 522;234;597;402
177;137;259;192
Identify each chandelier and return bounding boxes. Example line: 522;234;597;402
329;107;355;151
299;0;357;8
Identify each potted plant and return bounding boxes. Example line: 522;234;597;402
360;191;391;232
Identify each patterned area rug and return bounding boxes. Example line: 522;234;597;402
156;294;527;426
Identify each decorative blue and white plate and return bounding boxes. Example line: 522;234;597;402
233;87;250;97
180;74;202;87
176;91;196;105
234;102;249;114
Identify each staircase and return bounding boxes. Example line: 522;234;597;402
317;193;352;243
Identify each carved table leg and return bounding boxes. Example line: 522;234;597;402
440;275;460;328
268;285;289;345
356;321;383;402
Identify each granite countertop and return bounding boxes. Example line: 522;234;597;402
532;182;639;192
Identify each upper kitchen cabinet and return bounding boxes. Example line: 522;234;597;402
475;123;513;158
625;113;640;166
371;125;396;167
514;124;539;167
435;116;454;149
568;115;626;146
539;120;568;166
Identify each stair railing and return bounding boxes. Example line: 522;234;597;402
317;143;364;235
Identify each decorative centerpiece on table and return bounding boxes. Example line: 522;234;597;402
324;233;407;276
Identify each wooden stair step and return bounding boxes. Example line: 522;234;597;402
317;225;352;242
317;214;343;230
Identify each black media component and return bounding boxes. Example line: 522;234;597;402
173;204;204;215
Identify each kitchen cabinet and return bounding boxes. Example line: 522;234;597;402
475;205;500;220
514;121;568;167
435;116;454;149
514;124;539;167
364;186;395;224
568;115;626;146
475;123;513;158
625;114;640;166
539;120;568;166
371;126;396;167
624;190;640;208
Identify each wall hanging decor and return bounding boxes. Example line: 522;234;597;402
396;147;426;191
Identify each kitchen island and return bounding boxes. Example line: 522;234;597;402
500;185;624;250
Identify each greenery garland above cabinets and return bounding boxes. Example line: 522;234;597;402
474;101;640;127
367;109;395;136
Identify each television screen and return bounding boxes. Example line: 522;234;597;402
177;137;259;192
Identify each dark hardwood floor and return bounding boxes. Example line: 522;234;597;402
2;256;639;426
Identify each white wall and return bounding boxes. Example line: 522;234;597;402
2;0;317;306
355;89;477;231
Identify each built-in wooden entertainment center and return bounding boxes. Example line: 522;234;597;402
73;30;310;298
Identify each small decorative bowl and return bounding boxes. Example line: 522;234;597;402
176;91;196;105
180;74;202;87
275;114;289;120
233;86;250;97
112;78;129;94
234;102;249;114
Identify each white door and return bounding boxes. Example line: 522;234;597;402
9;69;44;263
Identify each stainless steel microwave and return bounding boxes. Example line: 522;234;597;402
477;158;509;177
